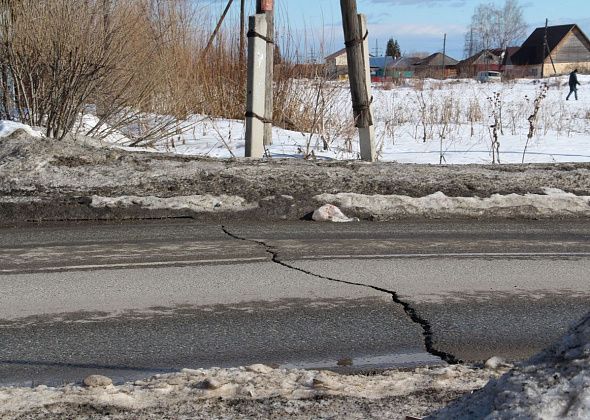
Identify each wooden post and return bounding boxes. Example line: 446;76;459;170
204;0;235;56
340;0;375;161
245;14;267;158
239;0;245;67
442;33;446;79
256;0;274;146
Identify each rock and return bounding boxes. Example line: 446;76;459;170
245;364;275;374
201;378;223;390
484;356;512;370
165;376;185;386
312;204;356;222
337;357;353;366
312;373;344;390
83;374;113;388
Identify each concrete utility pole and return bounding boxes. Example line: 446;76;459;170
340;0;376;161
257;0;274;146
245;14;267;158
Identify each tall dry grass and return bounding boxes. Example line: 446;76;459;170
0;0;336;144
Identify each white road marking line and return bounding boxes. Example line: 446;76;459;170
1;252;589;274
0;257;269;274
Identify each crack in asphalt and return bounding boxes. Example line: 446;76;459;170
221;225;461;365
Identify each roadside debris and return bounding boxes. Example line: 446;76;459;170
312;204;357;222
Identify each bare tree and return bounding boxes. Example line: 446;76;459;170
464;0;527;57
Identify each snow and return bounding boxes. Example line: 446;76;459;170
315;188;590;219
1;312;588;418
79;75;590;165
88;188;590;220
91;194;257;213
0;363;501;418
428;312;590;419
0;121;43;139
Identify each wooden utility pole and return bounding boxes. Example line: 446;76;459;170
340;0;375;161
204;0;235;56
441;33;447;79
542;18;557;77
239;0;246;67
245;14;267;158
256;0;274;146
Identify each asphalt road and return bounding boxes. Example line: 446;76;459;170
0;219;589;386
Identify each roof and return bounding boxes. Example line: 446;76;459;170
369;56;398;68
458;49;503;67
415;52;458;67
392;56;422;68
502;46;521;66
325;48;347;61
510;24;587;65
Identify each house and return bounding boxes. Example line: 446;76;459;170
368;56;423;81
413;52;458;78
325;48;348;79
457;48;505;77
508;24;590;77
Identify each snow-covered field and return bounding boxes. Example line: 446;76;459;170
79;75;590;165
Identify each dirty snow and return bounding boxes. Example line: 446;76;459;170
91;194;257;213
0;121;43;139
86;188;590;220
428;311;590;419
1;311;588;419
0;363;503;419
315;188;590;219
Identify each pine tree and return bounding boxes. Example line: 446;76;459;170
386;38;401;58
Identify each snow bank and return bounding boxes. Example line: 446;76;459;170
428;312;590;419
0;121;42;139
0;364;499;418
315;188;590;219
91;194;258;213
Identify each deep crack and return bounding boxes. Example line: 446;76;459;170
221;225;461;365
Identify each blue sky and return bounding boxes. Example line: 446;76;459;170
269;0;590;60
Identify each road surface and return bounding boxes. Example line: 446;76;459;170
0;219;589;386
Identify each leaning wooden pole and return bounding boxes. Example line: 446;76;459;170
245;14;267;158
340;0;375;161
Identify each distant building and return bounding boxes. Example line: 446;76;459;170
457;49;505;77
413;52;458;78
369;56;421;81
325;48;348;79
509;24;590;77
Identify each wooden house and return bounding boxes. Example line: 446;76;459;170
325;48;348;79
457;48;504;77
508;24;590;77
413;52;458;78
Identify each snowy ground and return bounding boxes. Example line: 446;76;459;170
78;75;590;165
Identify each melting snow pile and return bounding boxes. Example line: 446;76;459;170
0;364;500;418
316;188;590;219
91;194;257;213
429;312;590;419
0;121;43;139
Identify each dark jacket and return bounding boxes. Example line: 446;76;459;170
569;71;580;87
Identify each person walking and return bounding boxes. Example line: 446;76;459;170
566;69;580;100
